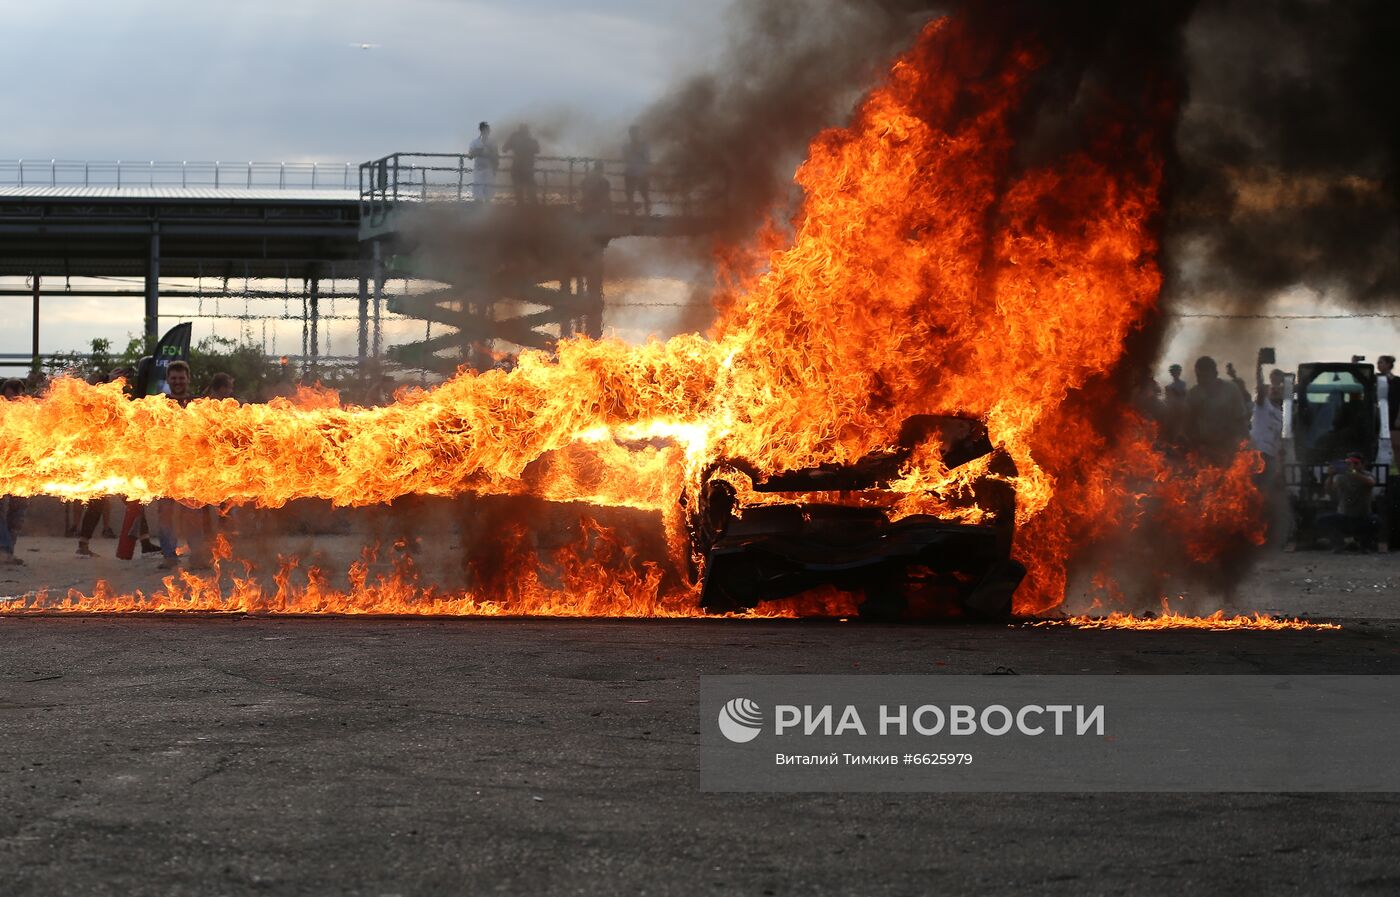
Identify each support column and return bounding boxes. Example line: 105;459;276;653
357;254;369;363
144;227;160;347
300;283;309;366
30;273;40;374
558;272;575;340
308;272;320;372
371;240;384;357
582;248;604;340
476;300;494;370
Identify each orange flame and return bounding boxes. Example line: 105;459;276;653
0;533;858;618
0;17;1265;618
1028;601;1341;632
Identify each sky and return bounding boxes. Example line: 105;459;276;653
1;0;1397;379
0;0;716;162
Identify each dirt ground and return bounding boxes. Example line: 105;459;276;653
5;500;1400;895
4;615;1399;896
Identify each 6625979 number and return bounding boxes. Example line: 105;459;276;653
906;753;973;765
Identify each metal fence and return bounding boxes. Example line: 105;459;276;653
358;152;714;224
0;159;358;191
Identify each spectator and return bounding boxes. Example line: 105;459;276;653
206;372;236;400
63;372;114;538
1159;363;1189;448
580;161;611;221
0;495;25;566
75;496;117;557
467;121;499;203
1132;367;1163;421
1186;355;1249;464
166;361;193;406
1318;451;1377;552
1225;362;1253;415
503;124;540;205
63;499;84;538
1251;370;1290;545
110;365;135;387
102;366;162;557
623;125;652;216
154;361;211;571
1164;364;1187;400
74;371;120;553
0;379;27;565
1250;375;1285;478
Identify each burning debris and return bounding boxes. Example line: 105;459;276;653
691;415;1024;619
0;8;1285;621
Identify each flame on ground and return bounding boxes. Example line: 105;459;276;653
0;15;1266;617
0;534;860;618
1028;612;1341;632
1022;597;1341;631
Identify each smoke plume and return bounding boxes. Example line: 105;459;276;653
1169;0;1400;310
638;0;946;241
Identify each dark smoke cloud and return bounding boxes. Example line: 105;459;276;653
1170;0;1400;308
637;0;947;241
640;0;1397;313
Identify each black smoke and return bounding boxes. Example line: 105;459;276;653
1169;0;1400;309
637;0;946;242
639;0;1396;310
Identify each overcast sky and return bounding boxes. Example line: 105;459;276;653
0;0;718;162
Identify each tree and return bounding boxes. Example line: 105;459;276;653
187;335;279;399
42;337;132;381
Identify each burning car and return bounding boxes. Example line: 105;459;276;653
685;415;1025;620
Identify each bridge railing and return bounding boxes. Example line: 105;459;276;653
0;159;358;191
359;152;717;224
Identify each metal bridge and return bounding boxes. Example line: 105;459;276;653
0;154;716;373
359;153;717;370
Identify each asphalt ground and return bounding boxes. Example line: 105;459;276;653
4;612;1400;897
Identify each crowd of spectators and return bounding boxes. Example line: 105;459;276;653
1138;352;1396;553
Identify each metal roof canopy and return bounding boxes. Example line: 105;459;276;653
0;181;367;363
0;189;362;280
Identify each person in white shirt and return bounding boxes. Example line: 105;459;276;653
1250;374;1289;543
467;121;499;203
1250;381;1284;465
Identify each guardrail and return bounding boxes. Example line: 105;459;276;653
358;152;716;225
0;159;357;191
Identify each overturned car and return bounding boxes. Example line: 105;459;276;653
685;415;1025;620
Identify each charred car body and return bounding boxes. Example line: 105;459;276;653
685;415;1025;620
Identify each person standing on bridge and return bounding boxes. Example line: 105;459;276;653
623;125;652;216
503;124;540;205
580;160;611;227
467;121;500;203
